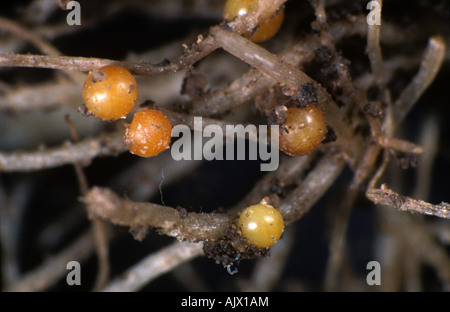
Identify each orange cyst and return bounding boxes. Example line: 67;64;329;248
125;109;172;158
83;65;138;120
279;104;327;156
223;0;284;43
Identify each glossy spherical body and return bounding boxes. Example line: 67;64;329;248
223;0;284;43
124;109;172;158
83;65;138;120
279;104;327;156
238;203;284;248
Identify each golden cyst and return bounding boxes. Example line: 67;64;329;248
279;104;327;156
223;0;284;43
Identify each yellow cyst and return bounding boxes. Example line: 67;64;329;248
238;203;284;248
